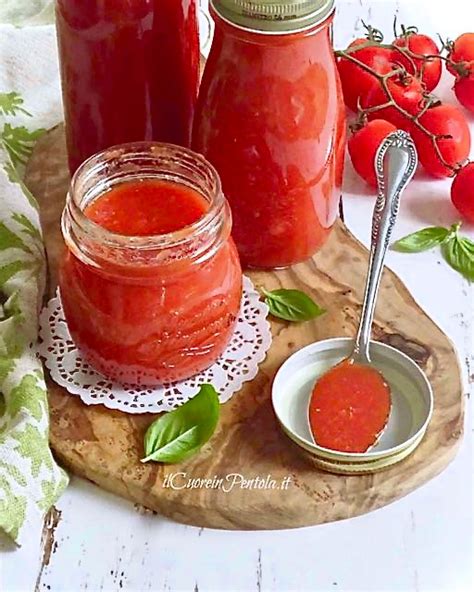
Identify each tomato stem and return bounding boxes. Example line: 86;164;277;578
361;20;384;43
451;221;462;236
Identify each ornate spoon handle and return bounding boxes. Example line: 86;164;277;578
353;130;418;363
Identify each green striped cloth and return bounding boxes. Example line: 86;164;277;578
0;1;54;26
0;1;68;545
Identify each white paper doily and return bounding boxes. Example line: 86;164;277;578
38;276;272;414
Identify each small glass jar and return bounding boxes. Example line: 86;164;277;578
193;0;346;269
60;143;243;386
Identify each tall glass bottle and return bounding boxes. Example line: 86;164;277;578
56;0;200;174
193;0;346;269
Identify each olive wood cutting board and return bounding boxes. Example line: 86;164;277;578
25;125;464;530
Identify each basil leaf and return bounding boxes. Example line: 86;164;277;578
442;235;474;282
459;236;474;255
141;384;220;464
392;227;450;253
262;288;325;322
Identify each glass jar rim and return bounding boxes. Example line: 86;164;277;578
65;141;226;252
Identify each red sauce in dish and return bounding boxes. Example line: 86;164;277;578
309;360;391;453
193;10;346;268
56;0;199;174
60;178;242;386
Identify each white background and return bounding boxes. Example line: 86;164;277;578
1;1;473;591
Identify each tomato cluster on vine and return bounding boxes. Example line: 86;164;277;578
337;23;474;224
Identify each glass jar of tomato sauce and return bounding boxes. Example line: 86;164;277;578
60;143;242;386
56;0;200;174
193;0;346;268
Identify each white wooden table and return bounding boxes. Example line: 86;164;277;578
2;1;473;590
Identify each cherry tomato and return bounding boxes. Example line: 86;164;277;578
337;39;394;112
393;33;442;91
348;119;397;187
454;73;474;113
447;33;474;76
412;104;471;178
361;73;425;128
451;162;474;223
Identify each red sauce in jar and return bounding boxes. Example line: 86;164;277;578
85;179;209;236
309;360;391;453
60;163;242;386
56;0;199;174
193;9;346;268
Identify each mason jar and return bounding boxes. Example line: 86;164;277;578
60;142;242;386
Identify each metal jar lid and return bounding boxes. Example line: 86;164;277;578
210;0;335;34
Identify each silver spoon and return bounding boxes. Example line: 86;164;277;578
272;131;432;466
352;129;418;366
306;130;418;452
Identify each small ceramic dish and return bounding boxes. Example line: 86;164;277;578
272;337;433;472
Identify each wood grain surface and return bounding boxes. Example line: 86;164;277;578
25;125;464;530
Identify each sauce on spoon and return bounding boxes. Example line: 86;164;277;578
309;360;391;453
